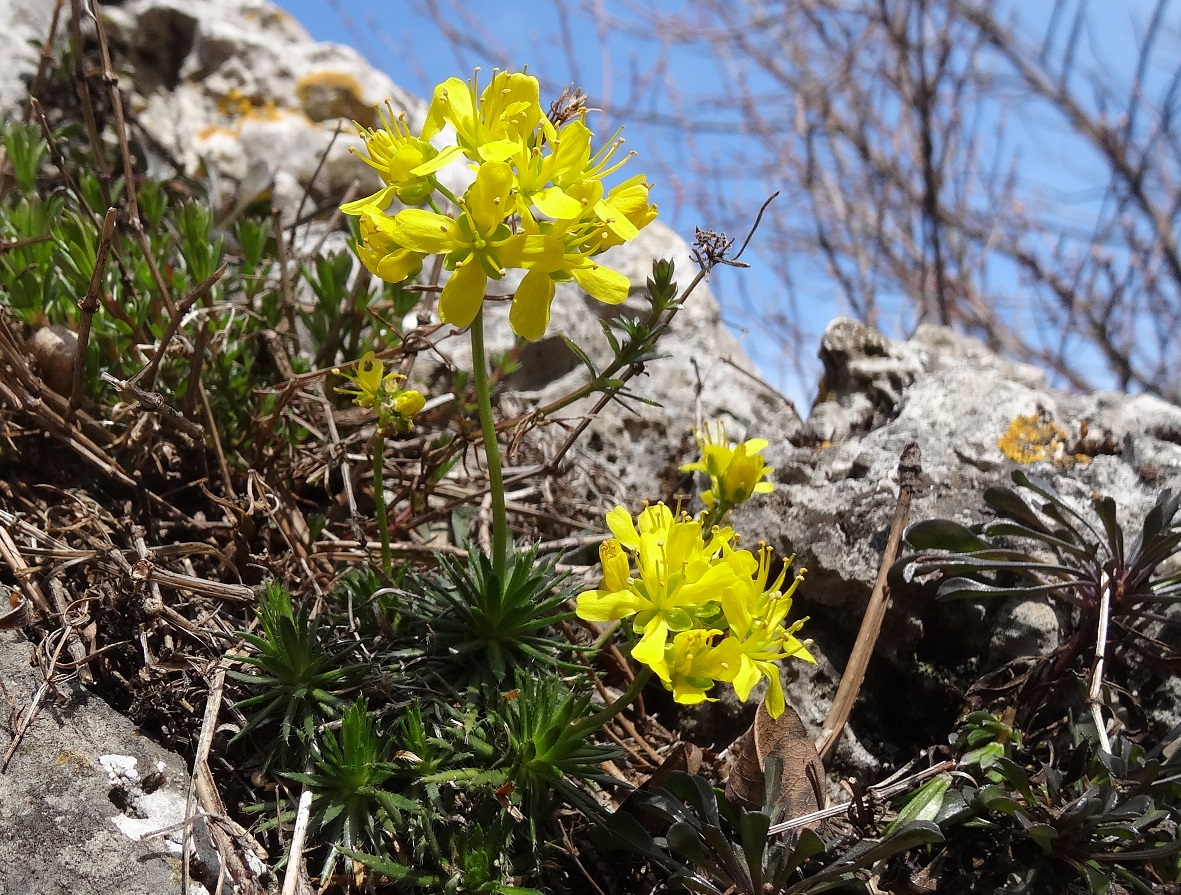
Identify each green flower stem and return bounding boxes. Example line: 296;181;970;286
430;183;461;208
571;665;654;737
372;432;393;578
700;499;735;533
469;312;508;582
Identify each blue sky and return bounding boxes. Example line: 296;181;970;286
274;0;1175;405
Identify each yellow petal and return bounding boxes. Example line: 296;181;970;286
532;186;584;220
575;587;644;622
594;197;640;242
551;120;593;176
410;144;464;176
599;540;630;593
393;389;426;417
516;234;566;273
571;263;630;306
438;260;487;329
357;243;422;284
476;139;522;163
466;161;514;235
355;352;382;397
632;617;671;681
606;506;640;548
763;668;786;718
392;208;461;254
731;656;761;701
508;269;556;341
421;77;471;142
670;679;712;705
340;185;397;216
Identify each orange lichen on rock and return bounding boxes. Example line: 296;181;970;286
295;71;374;126
998;412;1088;465
217;87;255;118
215;88;285;124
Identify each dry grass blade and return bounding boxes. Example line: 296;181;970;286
69;206;117;425
1;626;71;772
815;442;922;760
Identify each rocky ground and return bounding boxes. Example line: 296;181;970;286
1;1;1179;893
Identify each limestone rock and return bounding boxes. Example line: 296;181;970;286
0;0;53;116
714;317;1181;775
94;0;423;215
0;632;223;895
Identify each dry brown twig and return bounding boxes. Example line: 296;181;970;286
68;206;117;421
815;442;922;761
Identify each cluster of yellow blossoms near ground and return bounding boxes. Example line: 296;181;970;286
578;427;813;718
342;69;658;342
339;70;809;717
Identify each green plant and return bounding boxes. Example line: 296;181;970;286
440;819;543;895
894;471;1181;738
2;121;48;194
401;545;580;684
593;767;942;894
891;711;1181;893
228;582;365;769
898;471;1181;611
286;698;411;880
500;671;621;825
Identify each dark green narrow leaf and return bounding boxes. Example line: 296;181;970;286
905;519;992;552
984;484;1052;533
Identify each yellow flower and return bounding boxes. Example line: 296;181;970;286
661;628;743;704
509;227;630;341
719;546;813;719
353;205;427;284
390;161;551;331
342;102;439;212
392;388;426;419
346;70;659;343
414;70;552;173
508;177;656;340
576;505;739;676
580;506;814;717
334;351;425;433
681;421;775;513
510;117;640;225
334;351;386;408
592;174;660;249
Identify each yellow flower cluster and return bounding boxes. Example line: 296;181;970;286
576;504;812;717
334;351;425;434
342;70;658;341
681;421;775;518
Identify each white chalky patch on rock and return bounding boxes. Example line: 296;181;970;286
99;754;139;781
109;787;189;848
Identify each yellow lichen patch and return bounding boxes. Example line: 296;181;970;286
54;749;91;770
295;70;374;127
216;87;255;119
242;98;284;122
998;412;1088;465
197;124;236;141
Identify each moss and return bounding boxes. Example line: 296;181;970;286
997;412;1088;465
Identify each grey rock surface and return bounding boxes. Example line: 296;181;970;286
0;632;199;895
714;318;1181;773
0;0;53;117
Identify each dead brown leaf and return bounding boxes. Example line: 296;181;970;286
726;699;825;822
